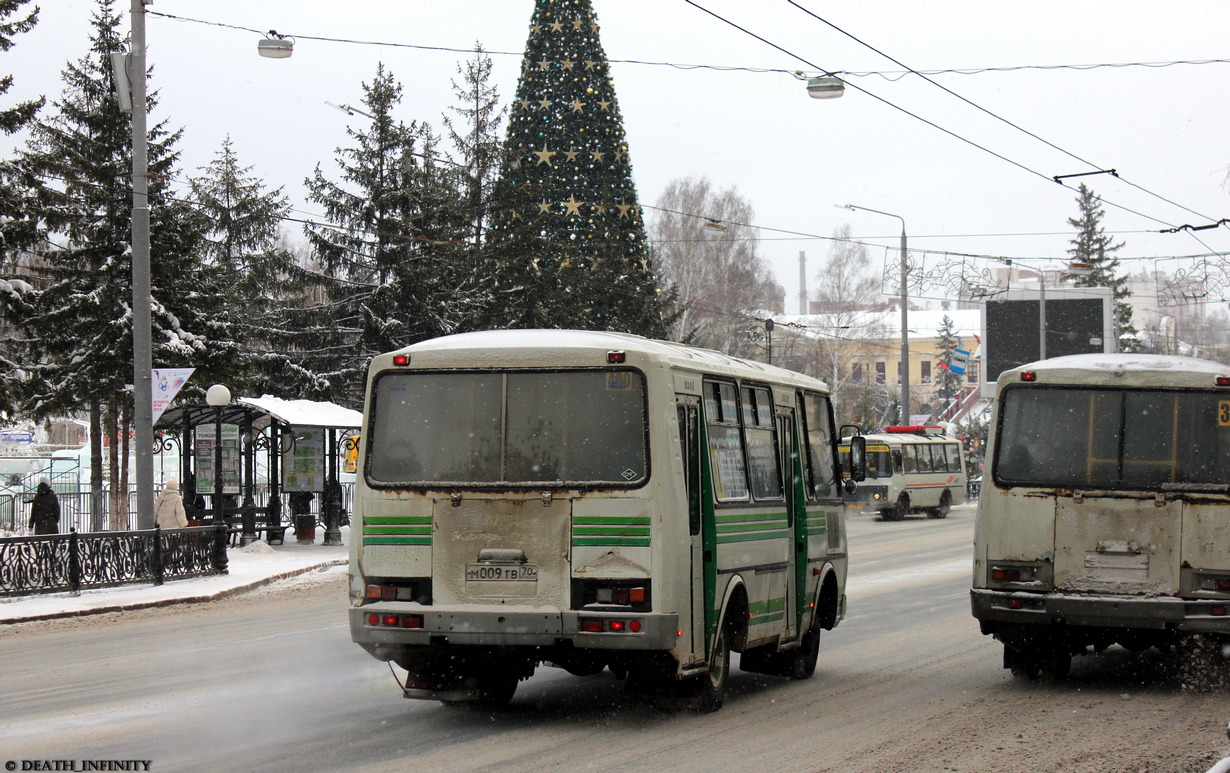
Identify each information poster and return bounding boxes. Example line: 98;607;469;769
195;423;240;494
283;427;325;492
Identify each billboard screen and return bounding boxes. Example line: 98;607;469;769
981;288;1112;392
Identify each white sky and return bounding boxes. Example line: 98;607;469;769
5;0;1230;315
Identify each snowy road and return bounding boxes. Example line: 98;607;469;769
1;504;1227;772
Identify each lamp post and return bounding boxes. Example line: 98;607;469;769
843;204;910;424
205;384;230;528
123;6;291;531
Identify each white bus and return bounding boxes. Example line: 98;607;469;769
838;426;966;520
348;329;862;711
972;353;1230;679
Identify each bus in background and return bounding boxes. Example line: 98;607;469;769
348;330;863;711
972;353;1230;681
838;426;967;520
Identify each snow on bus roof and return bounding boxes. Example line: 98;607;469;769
397;329;825;385
1011;353;1229;376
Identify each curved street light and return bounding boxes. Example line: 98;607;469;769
841;204;911;425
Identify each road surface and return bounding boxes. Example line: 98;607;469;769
1;504;1226;772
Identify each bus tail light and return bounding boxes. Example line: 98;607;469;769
597;586;646;604
367;613;424;628
1199;576;1230;592
1020;371;1037;382
1217;376;1230;387
989;562;1046;589
580;581;651;611
580;617;643;634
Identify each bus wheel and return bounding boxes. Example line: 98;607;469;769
892;493;910;521
928;490;951;519
789;619;822;680
1043;652;1071;679
696;620;731;713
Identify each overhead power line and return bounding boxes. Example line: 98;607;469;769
680;0;1225;259
147;11;1230;80
784;0;1220;231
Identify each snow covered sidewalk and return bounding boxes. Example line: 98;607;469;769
0;528;349;624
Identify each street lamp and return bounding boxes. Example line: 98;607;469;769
806;75;845;100
124;3;290;530
842;204;911;425
205;384;230;528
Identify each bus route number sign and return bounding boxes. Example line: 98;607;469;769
465;563;539;582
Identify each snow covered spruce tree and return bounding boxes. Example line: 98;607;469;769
1067;183;1135;347
442;46;506;250
188;136;295;396
19;0;239;526
483;0;670;337
300;63;471;407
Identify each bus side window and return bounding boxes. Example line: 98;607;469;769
705;380;749;501
892;450;902;473
902;446;917;473
800;391;837;499
743;386;783;500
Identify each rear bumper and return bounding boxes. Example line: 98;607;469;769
350;603;680;653
971;588;1230;633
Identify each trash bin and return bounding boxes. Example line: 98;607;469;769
290;491;316;544
294;515;315;544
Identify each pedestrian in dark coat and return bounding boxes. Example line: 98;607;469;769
28;479;60;535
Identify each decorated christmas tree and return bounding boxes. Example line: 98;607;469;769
484;0;670;337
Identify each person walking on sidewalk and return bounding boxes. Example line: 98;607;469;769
27;479;60;535
154;480;189;529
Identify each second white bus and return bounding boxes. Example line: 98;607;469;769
972;353;1230;680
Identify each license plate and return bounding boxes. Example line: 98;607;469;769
465;563;539;582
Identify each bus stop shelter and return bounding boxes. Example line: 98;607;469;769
156;395;361;546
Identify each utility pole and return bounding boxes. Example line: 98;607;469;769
130;0;154;529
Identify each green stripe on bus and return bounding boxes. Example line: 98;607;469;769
572;537;651;547
715;530;790;544
750;611;786;624
714;511;787;524
748;597;786;614
364;516;431;525
363;536;432;546
573;526;651;536
716;521;787;533
573;516;651;525
365;525;432;535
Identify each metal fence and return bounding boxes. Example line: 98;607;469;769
0;524;229;597
0;483;355;536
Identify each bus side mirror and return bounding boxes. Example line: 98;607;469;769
848;435;866;482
